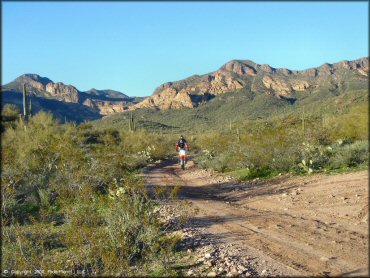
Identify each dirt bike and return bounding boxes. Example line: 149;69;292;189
178;149;187;170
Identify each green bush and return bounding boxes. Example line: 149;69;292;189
2;103;21;120
1;111;181;275
2;222;67;273
333;103;368;141
192;113;368;179
61;181;175;275
328;140;368;169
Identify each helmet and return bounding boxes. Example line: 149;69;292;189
180;135;184;139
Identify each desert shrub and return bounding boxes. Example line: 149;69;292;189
194;123;303;176
328;140;368;169
60;177;180;276
2;222;67;274
2;112;173;217
2;182;179;275
1;112;181;275
329;103;368;141
1;105;21;132
296;142;332;174
2;103;21;121
193;112;368;179
305;125;333;146
2;112;73;223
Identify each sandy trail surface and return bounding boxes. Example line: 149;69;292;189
144;159;368;277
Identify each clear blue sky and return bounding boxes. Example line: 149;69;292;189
2;1;368;97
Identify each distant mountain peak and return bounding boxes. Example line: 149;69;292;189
219;59;258;77
85;88;129;99
16;73;53;86
2;73;140;118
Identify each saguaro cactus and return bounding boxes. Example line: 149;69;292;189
129;112;136;132
23;84;28;118
29;98;33;117
301;107;305;134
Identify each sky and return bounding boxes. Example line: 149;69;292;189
2;1;369;97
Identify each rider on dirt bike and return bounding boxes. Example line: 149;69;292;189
176;135;189;166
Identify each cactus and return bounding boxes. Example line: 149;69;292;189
19;83;28;128
29;98;33;117
129;112;136;132
302;107;305;134
23;84;28;118
229;119;232;131
236;128;240;142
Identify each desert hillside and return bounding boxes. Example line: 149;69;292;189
131;57;368;110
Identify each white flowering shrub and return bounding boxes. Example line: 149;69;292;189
202;149;215;160
137;145;156;163
108;178;126;199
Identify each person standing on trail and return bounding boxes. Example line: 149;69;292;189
176;135;189;163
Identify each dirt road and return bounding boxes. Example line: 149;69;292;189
144;159;369;277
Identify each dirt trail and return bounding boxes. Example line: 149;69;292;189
144;159;369;277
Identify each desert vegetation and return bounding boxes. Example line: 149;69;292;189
192;102;368;179
1;96;368;275
96;88;368;180
1;111;184;276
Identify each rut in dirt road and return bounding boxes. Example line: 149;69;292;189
143;159;369;277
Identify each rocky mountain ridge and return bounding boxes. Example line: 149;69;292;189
2;74;140;116
131;57;368;110
2;57;368;122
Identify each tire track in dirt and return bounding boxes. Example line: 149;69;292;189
144;159;369;276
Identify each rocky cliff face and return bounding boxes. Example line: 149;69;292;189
134;88;194;110
131;57;369;110
2;74;137;116
45;82;80;103
82;98;130;115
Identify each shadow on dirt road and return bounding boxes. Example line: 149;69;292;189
143;158;369;277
